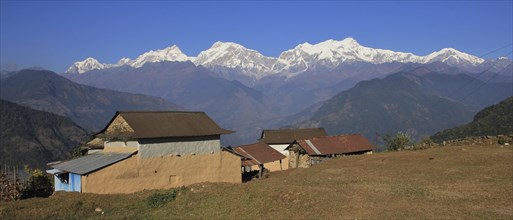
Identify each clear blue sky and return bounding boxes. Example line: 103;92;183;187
1;1;512;73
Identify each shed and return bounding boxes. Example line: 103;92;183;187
47;152;136;192
286;134;374;168
232;142;286;175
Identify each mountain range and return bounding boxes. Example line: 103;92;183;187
66;61;282;145
0;69;184;131
294;69;512;143
66;37;511;119
67;37;508;81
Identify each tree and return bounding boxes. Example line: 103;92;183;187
21;166;53;199
383;132;412;151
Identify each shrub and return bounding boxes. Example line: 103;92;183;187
21;167;53;199
147;186;187;208
383;132;412;151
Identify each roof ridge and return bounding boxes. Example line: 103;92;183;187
263;128;325;132
118;110;206;114
297;133;362;141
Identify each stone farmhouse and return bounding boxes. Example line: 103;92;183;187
286;134;374;168
259;128;327;170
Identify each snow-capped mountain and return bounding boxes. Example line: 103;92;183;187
193;42;279;79
130;45;190;68
423;48;484;67
273;38;485;76
66;57;106;74
273;38;423;74
66;45;190;74
66;37;493;77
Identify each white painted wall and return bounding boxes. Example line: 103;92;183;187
269;144;290;156
103;136;221;159
138;137;221;159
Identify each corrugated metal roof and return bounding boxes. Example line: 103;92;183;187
233;142;286;167
97;111;233;139
50;152;136;175
291;134;374;156
259;128;327;144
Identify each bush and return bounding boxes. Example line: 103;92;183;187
70;146;88;159
147;187;186;208
383;132;412;151
21;167;53;199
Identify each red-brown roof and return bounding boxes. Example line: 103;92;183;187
233;142;286;167
259;128;327;144
290;134;374;156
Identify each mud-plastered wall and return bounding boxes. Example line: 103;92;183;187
81;151;241;194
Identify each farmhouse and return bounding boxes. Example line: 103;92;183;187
259;128;327;169
232;142;286;176
286;134;374;168
47;111;242;194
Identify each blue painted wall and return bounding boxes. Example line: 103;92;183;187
54;173;81;192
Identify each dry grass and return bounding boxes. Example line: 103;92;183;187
1;144;512;219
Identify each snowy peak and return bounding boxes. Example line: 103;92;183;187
274;38;485;74
130;45;189;68
194;41;278;79
423;48;484;66
66;57;105;74
66;45;192;74
117;57;132;65
274;37;422;74
67;37;490;78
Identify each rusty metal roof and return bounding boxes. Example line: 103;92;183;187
97;111;233;139
290;134;374;156
233;142;286;167
50;152;136;175
259;128;327;144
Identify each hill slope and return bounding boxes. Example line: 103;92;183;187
295;69;512;141
0;69;184;131
1;145;511;219
0;99;90;169
431;97;513;142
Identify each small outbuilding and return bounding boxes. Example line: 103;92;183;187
259;128;327;170
286;134;374;168
232;142;286;176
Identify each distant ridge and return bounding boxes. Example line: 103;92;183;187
0;69;184;131
294;69;512;142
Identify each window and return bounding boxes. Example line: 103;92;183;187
58;173;69;184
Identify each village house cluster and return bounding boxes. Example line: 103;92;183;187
47;111;375;194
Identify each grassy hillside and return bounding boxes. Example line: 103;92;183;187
431;96;513;142
1;145;511;219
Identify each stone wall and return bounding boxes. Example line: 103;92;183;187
428;135;513;148
288;150;311;168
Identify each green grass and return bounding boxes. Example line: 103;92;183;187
1;145;512;219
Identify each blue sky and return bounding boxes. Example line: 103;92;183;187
1;1;512;72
